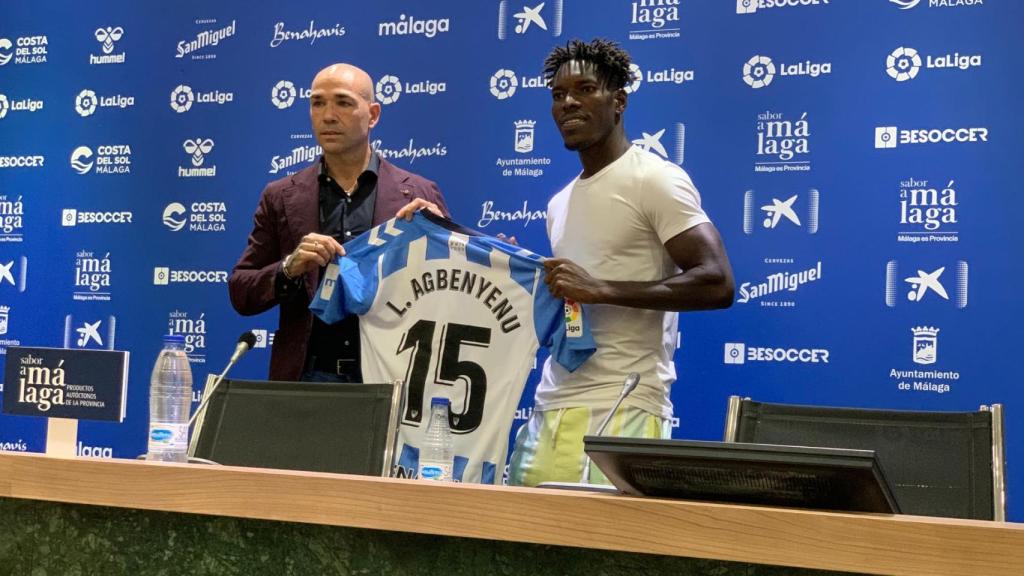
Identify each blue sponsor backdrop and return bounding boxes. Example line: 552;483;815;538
0;0;1019;517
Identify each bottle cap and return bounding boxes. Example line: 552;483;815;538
162;334;186;345
430;397;450;407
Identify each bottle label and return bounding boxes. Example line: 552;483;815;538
418;461;452;481
148;422;187;452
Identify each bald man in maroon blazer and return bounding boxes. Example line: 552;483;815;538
229;63;448;382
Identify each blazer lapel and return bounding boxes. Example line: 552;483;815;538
373;157;413;225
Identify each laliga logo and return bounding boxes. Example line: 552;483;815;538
0;38;11;66
170;85;194;113
75;89;98;117
271;80;296;109
94;26;123;54
70;146;94;174
743;55;775;89
0;94;7;119
375;75;402;105
625;63;642;94
490;69;518;99
183;138;213;166
887;46;921;82
162;203;186;231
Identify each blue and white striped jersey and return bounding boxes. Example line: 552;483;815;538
310;211;595;484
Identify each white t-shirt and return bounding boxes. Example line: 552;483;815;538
536;145;711;418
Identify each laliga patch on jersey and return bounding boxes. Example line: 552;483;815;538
564;300;583;338
320;263;340;300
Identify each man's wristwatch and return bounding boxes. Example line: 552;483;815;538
281;252;298;280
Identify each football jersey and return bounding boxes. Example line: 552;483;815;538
310;211;595;484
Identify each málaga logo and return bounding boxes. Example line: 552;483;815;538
0;195;24;243
378;14;450;38
897;177;958;243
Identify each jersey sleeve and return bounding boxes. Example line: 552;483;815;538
309;216;420;323
641;163;711;244
530;267;596;372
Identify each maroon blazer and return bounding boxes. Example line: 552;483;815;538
228;156;449;381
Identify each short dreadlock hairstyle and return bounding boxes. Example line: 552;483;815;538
543;38;633;91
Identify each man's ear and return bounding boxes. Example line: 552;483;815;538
368;102;382;129
614;88;627;115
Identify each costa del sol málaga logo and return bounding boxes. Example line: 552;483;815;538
375;75;402;105
170;85;194;113
75;90;98;117
490;69;518;99
887;47;921;82
271;80;296;109
743;55;775;89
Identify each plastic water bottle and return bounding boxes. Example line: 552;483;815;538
147;334;193;462
418;397;454;481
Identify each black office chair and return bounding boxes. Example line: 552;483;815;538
723;396;1007;521
187;377;403;476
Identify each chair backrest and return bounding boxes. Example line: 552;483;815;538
723;396;1006;521
188;377;403;476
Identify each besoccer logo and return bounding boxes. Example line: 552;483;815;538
94;26;123;54
183;138;214;166
724;343;746;364
0;39;11;66
490;69;518;99
375;75;402;105
0;94;7;119
625;63;642;94
75;90;98;117
170;85;194;113
162;203;187;231
886;47;921;82
743;55;775;89
271;80;296;109
70;146;94;174
875;126;898;149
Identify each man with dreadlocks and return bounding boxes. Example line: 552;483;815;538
508;39;735;486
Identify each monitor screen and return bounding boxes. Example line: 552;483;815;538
585;437;901;514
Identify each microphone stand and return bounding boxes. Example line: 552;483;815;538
580;373;640;484
185;353;243;458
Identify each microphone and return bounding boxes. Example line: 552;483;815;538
581;372;640;483
186;331;257;453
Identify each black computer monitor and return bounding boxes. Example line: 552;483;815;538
189;378;403;476
585;437;901;514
